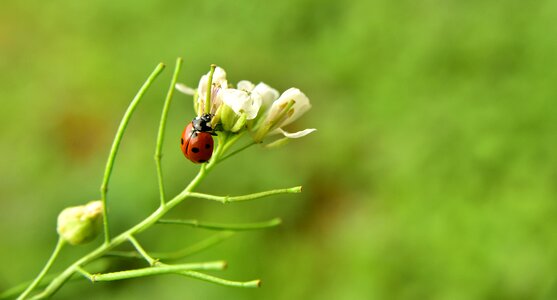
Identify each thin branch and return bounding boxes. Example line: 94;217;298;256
128;236;158;266
74;266;93;281
105;231;235;261
187;186;302;204
155;58;183;207
218;140;257;164
17;238;65;300
100;63;165;243
179;271;260;288
157;218;282;231
219;132;245;157
154;231;234;260
1;273;83;300
23;65;227;300
89;262;226;282
11;73;305;298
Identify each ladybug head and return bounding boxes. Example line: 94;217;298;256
200;113;212;123
192;114;213;132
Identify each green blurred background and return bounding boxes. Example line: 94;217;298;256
2;0;557;299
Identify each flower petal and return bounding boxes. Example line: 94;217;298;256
237;80;255;91
197;67;228;97
175;83;196;95
267;88;311;128
277;128;316;138
221;88;262;120
253;82;279;110
196;66;228;114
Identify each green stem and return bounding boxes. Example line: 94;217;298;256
74;266;92;279
100;63;165;244
104;231;235;261
157;218;282;231
187;186;302;204
1;273;83;300
220;132;244;155
155;58;183;207
17;238;65;300
218;141;257;163
128;236;158;266
15;77;300;299
30;138;229;299
82;262;226;282
179;271;260;288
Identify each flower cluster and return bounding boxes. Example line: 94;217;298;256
176;66;316;143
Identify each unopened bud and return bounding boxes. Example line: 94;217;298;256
219;104;237;131
57;201;103;245
230;113;247;133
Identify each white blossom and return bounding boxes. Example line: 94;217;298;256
176;66;315;141
254;88;316;141
221;85;262;120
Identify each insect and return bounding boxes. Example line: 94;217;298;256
180;113;216;163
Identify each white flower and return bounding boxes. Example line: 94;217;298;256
252;82;280;114
237;80;255;92
269;88;311;127
176;66;228;115
175;66;315;140
253;88;316;142
220;80;279;120
220;82;262;120
197;66;227;99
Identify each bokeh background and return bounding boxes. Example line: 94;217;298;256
2;0;557;299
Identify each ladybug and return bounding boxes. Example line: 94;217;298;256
180;113;216;164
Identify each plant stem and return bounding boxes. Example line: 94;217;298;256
104;231;235;261
218;141;257;163
1;273;84;300
17;238;65;300
128;236;158;266
17;93;299;298
155;58;183;207
30;137;228;299
100;63;165;244
179;271;261;288
220;132;244;155
186;186;302;204
157;218;282;231
81;262;226;282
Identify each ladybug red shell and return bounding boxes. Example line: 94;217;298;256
180;114;215;164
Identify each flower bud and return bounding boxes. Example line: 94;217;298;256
230;113;247;133
57;201;103;245
219;104;237;131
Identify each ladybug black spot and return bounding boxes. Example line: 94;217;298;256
180;138;184;145
198;159;207;163
191;147;199;153
205;144;211;149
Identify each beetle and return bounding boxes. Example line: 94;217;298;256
180;114;216;163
